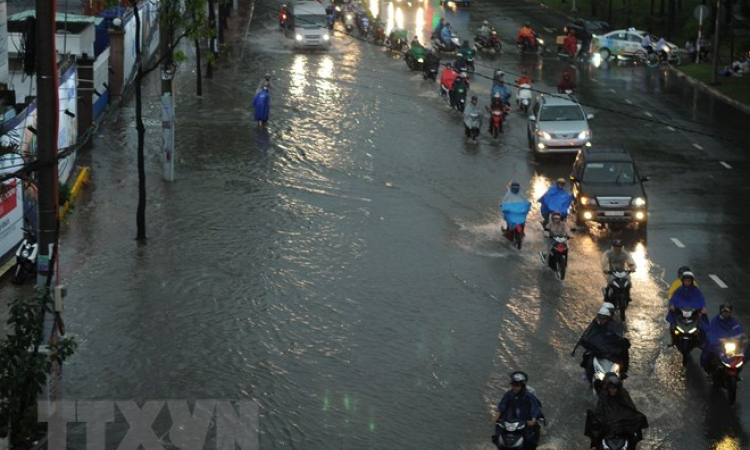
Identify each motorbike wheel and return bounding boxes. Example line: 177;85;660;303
727;376;738;405
406;55;417;71
492;126;499;139
493;43;502;53
556;255;567;280
11;263;26;285
619;301;627;322
681;345;691;366
521;103;528;115
514;230;522;250
645;52;660;68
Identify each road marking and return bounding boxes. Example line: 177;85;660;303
709;274;728;288
693;143;703;150
590;78;599;83
625;99;633;104
544;27;555;33
666;126;676;131
670;238;685;248
609;89;616;93
720;161;732;169
644;111;653;117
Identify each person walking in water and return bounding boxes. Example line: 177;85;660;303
253;86;270;129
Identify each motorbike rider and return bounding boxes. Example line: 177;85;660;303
700;303;749;374
557;70;576;93
584;373;648;449
572;305;631;381
600;240;636;297
256;73;272;94
564;31;578;56
540;211;573;262
439;63;459;97
450;71;470;108
441;22;454;49
463;96;483;142
641;33;653;53
667;270;707;346
411;36;425;52
654;37;668;60
423;48;441;77
500;182;530;235
517;22;536;49
668;265;698;300
492;371;544;450
538;178;573;226
516;70;532;87
432;17;445;39
490;79;511;105
279;4;289;24
478;20;492;39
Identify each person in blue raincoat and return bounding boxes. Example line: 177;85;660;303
666;271;708;346
441;23;454;48
500;182;531;241
490;79;511;105
537;178;574;225
492;371;544;450
253;86;270;129
700;303;749;374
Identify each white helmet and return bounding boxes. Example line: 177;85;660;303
598;305;613;317
601;302;616;315
483;20;489;26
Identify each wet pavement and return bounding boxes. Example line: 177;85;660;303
3;0;750;449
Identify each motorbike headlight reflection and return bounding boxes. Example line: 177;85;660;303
632;197;646;206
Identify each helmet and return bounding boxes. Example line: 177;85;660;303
677;265;691;278
510;371;528;386
471;95;478;101
525;22;531;27
483;20;489;26
598;305;613;317
446;22;451;27
602;302;616;315
556;177;566;185
265;73;271;80
681;271;695;281
605;372;622;389
282;4;287;8
510;182;520;193
463;40;469;46
720;303;734;314
612;239;623;247
551;211;561;220
564;72;571;79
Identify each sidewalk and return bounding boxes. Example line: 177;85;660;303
670;64;750;115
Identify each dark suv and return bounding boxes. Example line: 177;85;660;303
570;147;649;228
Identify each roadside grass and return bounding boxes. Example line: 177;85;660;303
678;63;750;106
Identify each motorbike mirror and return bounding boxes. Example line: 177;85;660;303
528;115;536;122
586;113;594;120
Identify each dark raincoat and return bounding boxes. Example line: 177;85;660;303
585;387;648;448
253;89;270;122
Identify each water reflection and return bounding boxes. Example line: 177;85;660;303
290;54;309;98
714;436;743;450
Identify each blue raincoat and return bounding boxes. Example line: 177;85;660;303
501;200;531;229
491;84;511;105
441;26;452;45
700;314;748;370
253;89;270;122
665;285;706;325
538;186;573;219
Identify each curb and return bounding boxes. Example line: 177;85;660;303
59;166;90;220
669;67;750;115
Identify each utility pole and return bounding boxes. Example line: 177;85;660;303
35;0;59;322
161;2;176;181
710;0;722;84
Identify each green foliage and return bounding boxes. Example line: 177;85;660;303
0;293;77;448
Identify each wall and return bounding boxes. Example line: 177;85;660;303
93;47;109;118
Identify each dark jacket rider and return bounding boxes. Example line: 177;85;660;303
492;371;543;450
572;305;631;380
585;373;648;449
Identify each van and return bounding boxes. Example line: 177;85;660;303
286;1;331;49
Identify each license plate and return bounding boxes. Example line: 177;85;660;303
604;211;625;216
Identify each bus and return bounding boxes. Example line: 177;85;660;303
286;1;331;49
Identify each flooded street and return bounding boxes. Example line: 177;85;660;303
5;1;748;449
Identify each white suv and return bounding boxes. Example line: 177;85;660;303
527;94;594;157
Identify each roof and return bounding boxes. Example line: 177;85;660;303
581;146;634;162
9;10;104;26
540;94;581;107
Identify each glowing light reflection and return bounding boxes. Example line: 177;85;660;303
369;0;379;19
631;242;650;282
289;55;309;97
416;7;424;41
316;55;335;93
714;436;741;450
531;175;552;211
395;7;404;30
386;3;394;34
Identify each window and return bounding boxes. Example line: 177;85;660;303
539;105;585;121
582;162;636;183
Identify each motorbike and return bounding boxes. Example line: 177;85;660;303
493;420;528;449
475;30;502;53
465;112;481;142
386;28;408;52
11;227;38;285
501;201;531;249
546;235;569;280
489;97;509;138
432;31;461;53
422;54;440;80
405;46;425;71
458;47;476;72
597;434;633;450
357;13;370;36
448;83;468;112
672;306;702;366
604;270;633;321
279;12;288;30
516;83;532;114
517;34;546;55
589;355;622;397
709;337;746;405
371;23;386;44
343;12;355;31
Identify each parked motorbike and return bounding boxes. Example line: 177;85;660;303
475;30;502;53
517;34;546;55
516;83;533;115
546;235;569;280
672;306;702;366
604;270;633;321
708;337;746;405
11;227;38;285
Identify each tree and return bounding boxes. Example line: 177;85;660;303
0;294;77;449
129;0;212;242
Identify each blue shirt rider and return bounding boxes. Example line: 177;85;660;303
700;303;749;373
538;178;574;225
490;79;511;105
492;371;543;450
665;271;707;325
441;23;453;46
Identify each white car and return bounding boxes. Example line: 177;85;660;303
592;28;678;60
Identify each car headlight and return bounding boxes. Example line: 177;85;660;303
578;130;590;139
295;33;303;41
536;130;551;139
580;196;597;206
632;197;646;206
323;34;330;41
